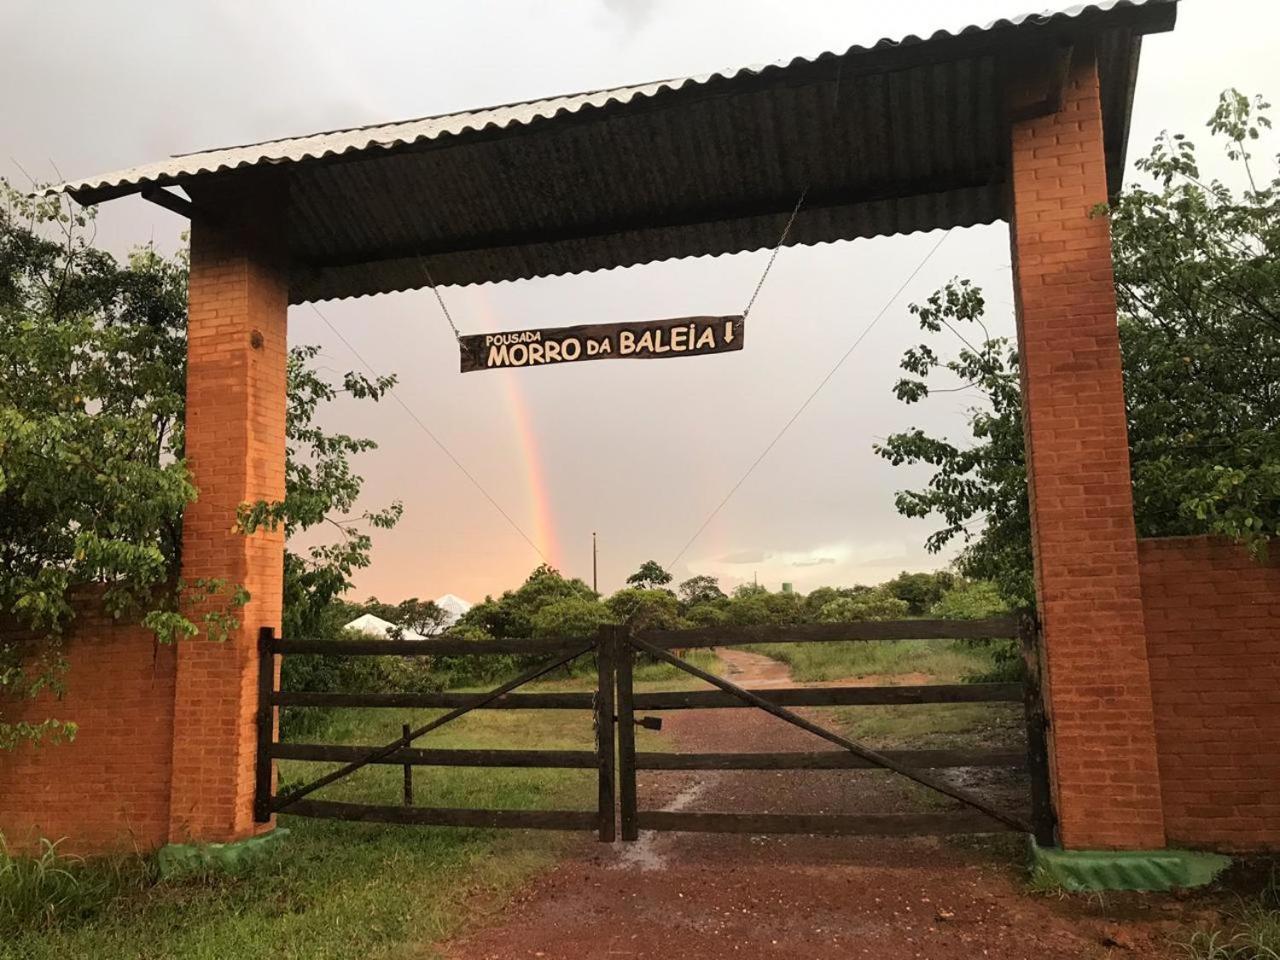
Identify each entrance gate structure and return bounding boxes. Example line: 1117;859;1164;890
255;618;1054;846
40;1;1181;854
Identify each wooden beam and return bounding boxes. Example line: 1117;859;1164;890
271;744;598;768
634;748;1026;771
272;636;583;656
141;185;196;219
632;683;1022;710
636;810;1020;836
1006;43;1075;122
281;799;597;831
636;617;1020;649
273;690;595;709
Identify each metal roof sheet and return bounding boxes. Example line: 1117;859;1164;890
49;0;1177;301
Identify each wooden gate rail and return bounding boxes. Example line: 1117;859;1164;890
272;745;600;767
634;616;1019;648
277;800;599;831
632;683;1021;709
636;811;1021;836
273;691;596;709
633;748;1027;770
255;630;616;840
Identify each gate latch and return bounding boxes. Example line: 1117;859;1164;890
635;716;663;732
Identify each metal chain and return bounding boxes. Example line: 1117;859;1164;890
741;187;808;320
417;258;463;342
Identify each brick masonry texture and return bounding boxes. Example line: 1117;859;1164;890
0;592;176;854
1140;536;1280;852
1008;48;1166;850
170;179;288;845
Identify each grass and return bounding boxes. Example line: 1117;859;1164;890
0;651;718;960
741;638;1004;684
1178;869;1280;960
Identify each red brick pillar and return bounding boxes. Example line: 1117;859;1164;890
1007;48;1166;850
170;179;289;844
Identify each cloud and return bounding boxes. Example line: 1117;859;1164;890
791;557;836;567
717;548;772;565
600;0;659;30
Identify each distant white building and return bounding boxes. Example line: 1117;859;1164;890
434;594;472;628
342;613;425;640
342;595;471;639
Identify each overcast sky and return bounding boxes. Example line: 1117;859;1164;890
3;0;1274;603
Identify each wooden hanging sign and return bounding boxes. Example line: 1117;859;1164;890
459;315;744;373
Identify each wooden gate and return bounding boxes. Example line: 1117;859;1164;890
254;617;1054;846
254;629;620;840
610;617;1055;845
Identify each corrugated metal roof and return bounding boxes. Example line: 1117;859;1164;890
50;0;1177;302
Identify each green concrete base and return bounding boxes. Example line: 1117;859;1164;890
1030;839;1231;892
157;828;289;878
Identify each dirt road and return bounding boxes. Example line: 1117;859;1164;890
442;650;1194;959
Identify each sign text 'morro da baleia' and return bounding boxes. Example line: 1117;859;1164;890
459;315;744;373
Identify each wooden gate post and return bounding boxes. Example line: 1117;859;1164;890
253;626;277;824
615;630;639;842
594;625;616;842
1019;615;1057;847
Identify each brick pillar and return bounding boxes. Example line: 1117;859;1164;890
1007;48;1166;850
170;179;289;844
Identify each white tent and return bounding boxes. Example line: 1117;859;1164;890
434;594;472;627
342;613;425;640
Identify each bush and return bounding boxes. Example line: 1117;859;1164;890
818;589;908;622
684;602;729;628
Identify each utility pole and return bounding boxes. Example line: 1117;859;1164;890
592;531;599;596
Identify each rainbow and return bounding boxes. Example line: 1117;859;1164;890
467;286;561;571
502;372;562;571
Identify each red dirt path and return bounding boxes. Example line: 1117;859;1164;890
441;650;1206;959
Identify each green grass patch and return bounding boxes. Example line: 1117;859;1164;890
0;652;719;960
742;638;1003;684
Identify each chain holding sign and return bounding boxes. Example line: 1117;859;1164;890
459;315;744;373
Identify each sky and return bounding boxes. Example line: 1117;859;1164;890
3;0;1275;603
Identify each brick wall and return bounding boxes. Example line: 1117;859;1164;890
1008;47;1165;849
0;594;175;854
1139;536;1280;851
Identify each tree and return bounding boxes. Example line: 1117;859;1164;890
531;596;613;641
458;564;596;640
1;183;399;747
683;602;729;628
818;589;909;623
242;344;401;642
677;574;725;608
625;560;673;590
725;587;803;626
930;579;1008;620
876;90;1280;607
391;598;449;638
605;588;681;632
884;571;955;616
